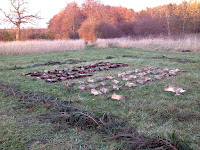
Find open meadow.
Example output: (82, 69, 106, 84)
(0, 40, 200, 149)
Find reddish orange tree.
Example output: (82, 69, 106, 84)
(49, 2, 85, 39)
(78, 21, 98, 42)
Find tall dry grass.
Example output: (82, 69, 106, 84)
(94, 35, 200, 53)
(0, 39, 85, 55)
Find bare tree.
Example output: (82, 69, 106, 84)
(0, 0, 41, 40)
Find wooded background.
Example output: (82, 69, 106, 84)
(1, 0, 200, 41)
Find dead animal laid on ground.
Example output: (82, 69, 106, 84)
(113, 85, 122, 90)
(163, 68, 169, 72)
(100, 82, 111, 86)
(124, 82, 137, 87)
(118, 72, 125, 77)
(106, 75, 115, 79)
(128, 75, 137, 80)
(110, 94, 128, 101)
(153, 75, 163, 80)
(78, 85, 87, 90)
(144, 77, 152, 82)
(91, 89, 102, 95)
(78, 81, 85, 85)
(87, 84, 99, 89)
(88, 78, 95, 83)
(134, 69, 140, 73)
(137, 72, 147, 78)
(168, 70, 177, 76)
(59, 77, 67, 81)
(65, 82, 76, 87)
(136, 80, 146, 84)
(96, 77, 105, 82)
(112, 80, 120, 84)
(100, 88, 112, 94)
(168, 69, 182, 76)
(122, 77, 129, 81)
(36, 77, 41, 80)
(125, 71, 133, 75)
(163, 85, 186, 96)
(46, 79, 58, 83)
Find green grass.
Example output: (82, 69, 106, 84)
(0, 46, 200, 149)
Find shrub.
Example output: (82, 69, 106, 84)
(95, 22, 123, 39)
(3, 31, 15, 41)
(28, 33, 53, 40)
(79, 21, 124, 42)
(69, 32, 79, 39)
(0, 33, 5, 41)
(116, 22, 135, 36)
(135, 18, 166, 36)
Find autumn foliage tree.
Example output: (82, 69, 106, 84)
(49, 0, 135, 40)
(2, 0, 199, 41)
(78, 21, 97, 42)
(48, 2, 85, 39)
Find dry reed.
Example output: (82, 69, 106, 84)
(0, 39, 85, 55)
(94, 35, 200, 53)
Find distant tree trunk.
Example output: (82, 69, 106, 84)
(16, 23, 20, 41)
(182, 20, 186, 34)
(193, 23, 197, 33)
(165, 14, 171, 36)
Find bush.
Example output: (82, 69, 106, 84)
(116, 22, 135, 36)
(28, 33, 53, 40)
(79, 21, 124, 42)
(69, 32, 79, 39)
(3, 31, 15, 41)
(134, 18, 166, 36)
(95, 22, 123, 39)
(0, 33, 5, 41)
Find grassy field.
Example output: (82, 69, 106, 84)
(0, 46, 200, 149)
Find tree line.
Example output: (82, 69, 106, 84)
(48, 0, 200, 42)
(1, 0, 200, 41)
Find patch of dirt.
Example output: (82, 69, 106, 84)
(182, 50, 191, 53)
(146, 56, 196, 63)
(123, 55, 138, 58)
(105, 56, 115, 59)
(167, 58, 196, 63)
(66, 59, 87, 64)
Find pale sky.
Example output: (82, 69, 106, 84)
(0, 0, 185, 29)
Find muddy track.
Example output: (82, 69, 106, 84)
(0, 83, 190, 149)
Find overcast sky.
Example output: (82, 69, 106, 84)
(0, 0, 185, 29)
